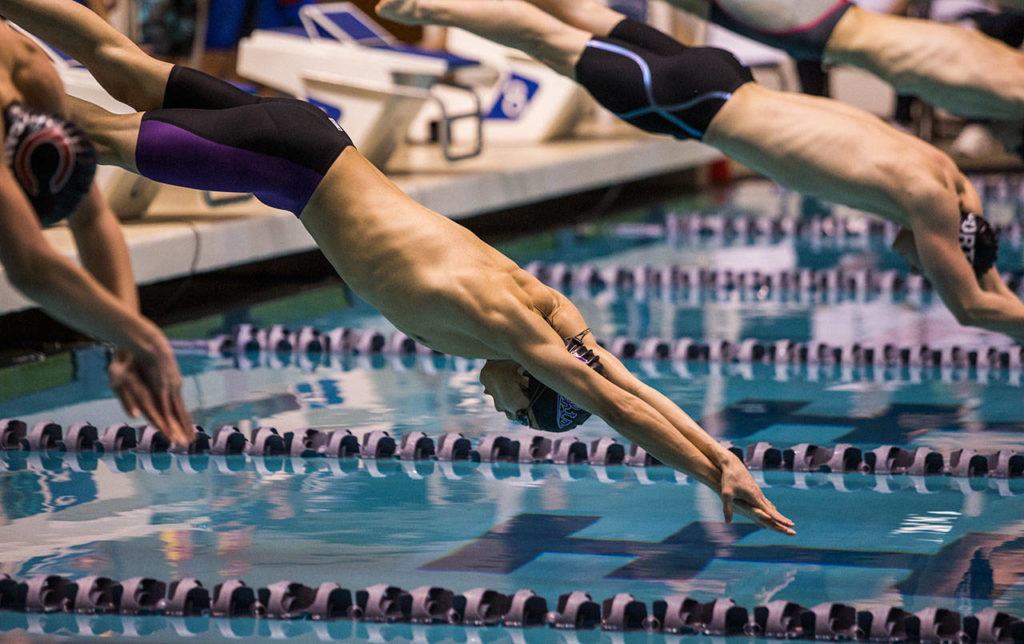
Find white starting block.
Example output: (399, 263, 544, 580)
(238, 2, 482, 164)
(16, 24, 163, 220)
(418, 27, 592, 145)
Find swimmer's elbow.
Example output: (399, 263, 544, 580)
(953, 298, 1001, 328)
(944, 293, 978, 326)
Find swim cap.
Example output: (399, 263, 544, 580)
(959, 211, 998, 278)
(516, 332, 603, 432)
(4, 103, 96, 227)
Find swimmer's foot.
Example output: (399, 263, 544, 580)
(376, 0, 430, 24)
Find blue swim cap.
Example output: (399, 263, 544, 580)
(4, 103, 96, 227)
(516, 331, 602, 432)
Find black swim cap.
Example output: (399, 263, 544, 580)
(4, 103, 96, 227)
(516, 331, 602, 432)
(959, 211, 998, 278)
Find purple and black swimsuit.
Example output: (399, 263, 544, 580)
(135, 66, 353, 216)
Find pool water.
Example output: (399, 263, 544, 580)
(0, 178, 1022, 641)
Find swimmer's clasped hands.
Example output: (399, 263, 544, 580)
(718, 454, 796, 535)
(108, 347, 195, 449)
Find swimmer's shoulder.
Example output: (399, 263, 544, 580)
(0, 23, 65, 114)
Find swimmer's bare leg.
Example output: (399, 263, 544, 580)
(826, 6, 1024, 121)
(514, 0, 624, 37)
(0, 0, 173, 111)
(66, 96, 144, 172)
(377, 0, 590, 77)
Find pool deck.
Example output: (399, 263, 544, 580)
(0, 125, 719, 315)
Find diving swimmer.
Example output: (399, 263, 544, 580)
(1, 0, 795, 534)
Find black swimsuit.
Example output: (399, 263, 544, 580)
(574, 19, 754, 141)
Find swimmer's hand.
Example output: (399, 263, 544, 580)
(719, 455, 796, 535)
(108, 348, 195, 448)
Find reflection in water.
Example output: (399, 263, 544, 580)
(1, 179, 1023, 640)
(0, 612, 635, 642)
(1, 455, 1023, 614)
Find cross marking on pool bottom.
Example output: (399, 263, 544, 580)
(421, 514, 1024, 599)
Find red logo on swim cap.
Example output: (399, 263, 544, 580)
(13, 126, 73, 197)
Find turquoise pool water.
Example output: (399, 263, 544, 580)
(0, 179, 1022, 641)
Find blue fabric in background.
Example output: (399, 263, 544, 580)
(608, 0, 648, 22)
(206, 0, 314, 49)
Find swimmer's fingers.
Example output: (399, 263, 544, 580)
(114, 364, 162, 426)
(160, 387, 195, 447)
(129, 374, 173, 438)
(170, 391, 195, 445)
(718, 456, 760, 524)
(760, 498, 795, 528)
(750, 511, 794, 535)
(120, 356, 185, 444)
(112, 379, 140, 419)
(740, 487, 794, 529)
(719, 486, 734, 523)
(727, 471, 795, 529)
(736, 500, 796, 535)
(108, 351, 141, 417)
(134, 349, 193, 448)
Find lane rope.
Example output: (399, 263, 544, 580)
(2, 420, 1020, 481)
(0, 573, 1017, 640)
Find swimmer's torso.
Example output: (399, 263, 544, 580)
(706, 83, 980, 228)
(710, 0, 850, 35)
(672, 0, 853, 60)
(302, 149, 560, 359)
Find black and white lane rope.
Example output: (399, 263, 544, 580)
(170, 323, 1024, 371)
(523, 261, 1023, 293)
(609, 211, 1024, 249)
(2, 420, 1021, 481)
(0, 573, 1019, 641)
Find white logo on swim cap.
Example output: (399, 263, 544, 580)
(959, 212, 979, 264)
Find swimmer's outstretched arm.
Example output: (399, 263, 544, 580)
(0, 0, 172, 112)
(487, 303, 795, 534)
(912, 215, 1024, 342)
(68, 184, 196, 443)
(0, 13, 194, 444)
(0, 163, 194, 446)
(6, 21, 194, 437)
(544, 292, 792, 529)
